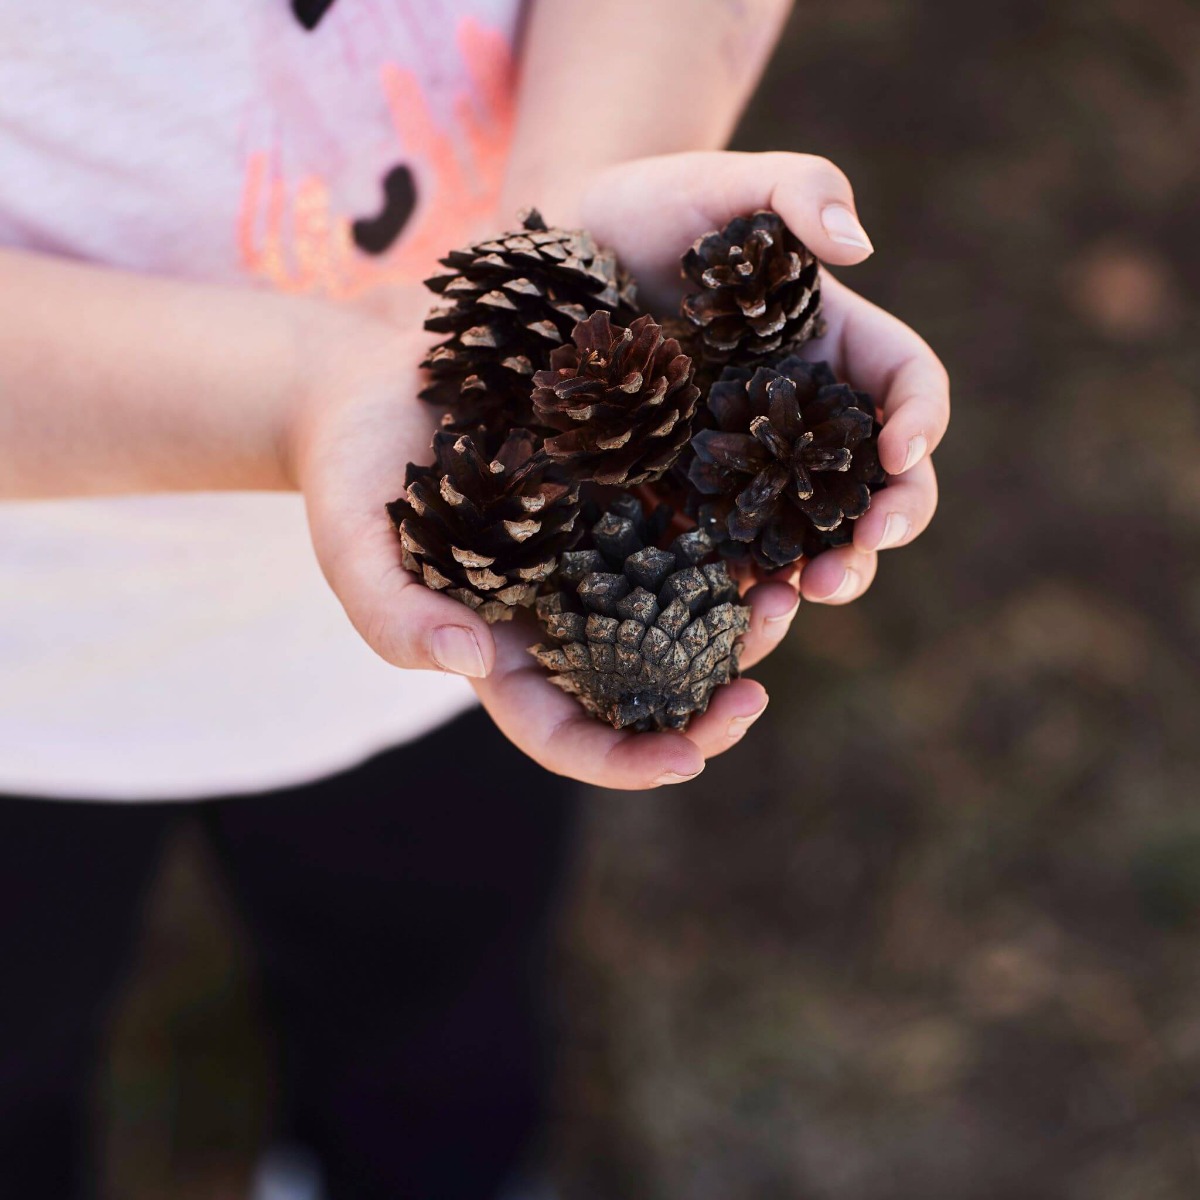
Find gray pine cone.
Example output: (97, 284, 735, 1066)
(530, 497, 751, 731)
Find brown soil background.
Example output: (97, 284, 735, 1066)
(102, 2, 1200, 1196)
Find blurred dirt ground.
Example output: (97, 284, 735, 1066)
(103, 1, 1200, 1197)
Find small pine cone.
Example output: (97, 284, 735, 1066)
(688, 357, 886, 569)
(421, 210, 638, 430)
(388, 427, 581, 624)
(530, 496, 751, 732)
(532, 311, 701, 487)
(681, 210, 823, 366)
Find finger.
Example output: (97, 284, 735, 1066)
(687, 150, 875, 267)
(799, 546, 879, 605)
(683, 679, 770, 758)
(738, 580, 801, 670)
(316, 517, 495, 678)
(736, 150, 875, 265)
(853, 456, 939, 553)
(875, 354, 952, 478)
(474, 621, 706, 790)
(751, 562, 803, 590)
(582, 151, 875, 280)
(819, 274, 951, 475)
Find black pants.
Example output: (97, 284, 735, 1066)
(0, 708, 577, 1200)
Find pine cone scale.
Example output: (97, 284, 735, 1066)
(692, 429, 768, 474)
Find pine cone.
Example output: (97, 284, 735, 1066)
(681, 210, 823, 366)
(532, 311, 701, 487)
(530, 496, 751, 731)
(421, 210, 638, 430)
(388, 427, 581, 624)
(688, 357, 886, 569)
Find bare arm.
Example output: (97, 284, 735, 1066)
(0, 248, 308, 498)
(500, 0, 794, 223)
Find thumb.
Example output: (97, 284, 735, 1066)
(313, 514, 496, 679)
(702, 150, 875, 267)
(589, 149, 875, 269)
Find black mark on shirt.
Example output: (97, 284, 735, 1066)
(292, 0, 338, 31)
(352, 165, 418, 255)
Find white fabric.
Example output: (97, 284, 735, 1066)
(0, 0, 523, 799)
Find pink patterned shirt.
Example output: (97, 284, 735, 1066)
(0, 0, 524, 799)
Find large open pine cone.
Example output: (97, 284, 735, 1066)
(532, 311, 700, 487)
(388, 428, 580, 624)
(688, 357, 885, 569)
(681, 210, 823, 366)
(421, 210, 638, 430)
(530, 496, 750, 731)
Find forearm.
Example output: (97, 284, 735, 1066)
(500, 0, 793, 224)
(0, 249, 315, 499)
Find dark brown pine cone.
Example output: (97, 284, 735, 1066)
(530, 496, 750, 731)
(688, 357, 886, 568)
(531, 311, 700, 487)
(387, 427, 580, 624)
(420, 210, 638, 431)
(681, 210, 823, 366)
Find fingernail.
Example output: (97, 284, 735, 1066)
(727, 701, 769, 740)
(820, 203, 874, 253)
(430, 625, 487, 677)
(876, 512, 911, 551)
(813, 567, 859, 603)
(902, 434, 928, 473)
(765, 597, 801, 629)
(654, 765, 705, 786)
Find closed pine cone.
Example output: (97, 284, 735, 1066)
(421, 210, 638, 431)
(688, 357, 886, 568)
(388, 427, 580, 624)
(532, 311, 700, 487)
(530, 496, 750, 731)
(681, 210, 823, 366)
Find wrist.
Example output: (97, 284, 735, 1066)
(496, 162, 613, 230)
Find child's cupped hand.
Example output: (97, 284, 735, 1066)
(289, 320, 771, 790)
(292, 150, 948, 790)
(579, 151, 949, 606)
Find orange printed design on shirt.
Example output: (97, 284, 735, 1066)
(238, 16, 514, 300)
